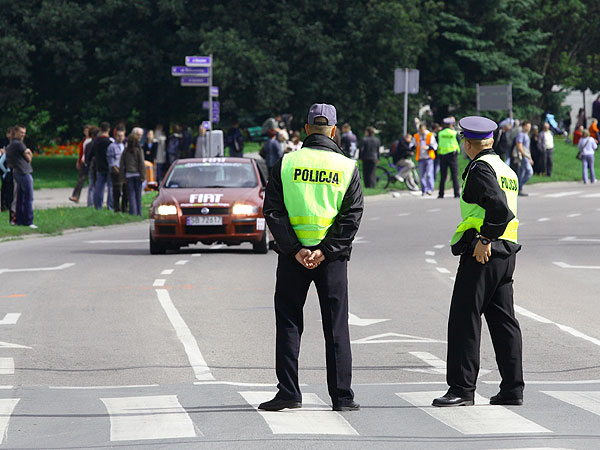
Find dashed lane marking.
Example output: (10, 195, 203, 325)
(0, 295, 26, 299)
(425, 259, 437, 264)
(239, 391, 359, 435)
(101, 395, 197, 441)
(567, 213, 582, 218)
(367, 216, 380, 221)
(396, 212, 412, 217)
(433, 244, 445, 249)
(436, 267, 451, 274)
(396, 391, 550, 434)
(84, 239, 148, 244)
(560, 236, 600, 243)
(427, 208, 441, 212)
(425, 251, 435, 256)
(155, 289, 214, 381)
(581, 193, 600, 198)
(544, 191, 583, 198)
(153, 279, 166, 287)
(175, 260, 188, 265)
(161, 269, 174, 275)
(0, 314, 20, 325)
(537, 217, 551, 222)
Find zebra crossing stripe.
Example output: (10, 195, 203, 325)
(239, 391, 359, 435)
(543, 391, 600, 417)
(0, 358, 14, 375)
(396, 391, 550, 435)
(101, 395, 197, 441)
(0, 399, 19, 444)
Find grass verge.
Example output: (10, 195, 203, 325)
(0, 193, 157, 239)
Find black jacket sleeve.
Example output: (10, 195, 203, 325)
(317, 166, 364, 260)
(263, 158, 303, 257)
(461, 161, 514, 239)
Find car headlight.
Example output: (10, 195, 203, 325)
(232, 203, 258, 215)
(156, 204, 178, 215)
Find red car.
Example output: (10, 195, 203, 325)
(149, 157, 270, 254)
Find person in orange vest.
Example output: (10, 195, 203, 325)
(413, 123, 437, 196)
(589, 118, 599, 141)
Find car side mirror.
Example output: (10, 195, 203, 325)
(148, 181, 159, 191)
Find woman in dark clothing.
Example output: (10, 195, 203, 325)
(530, 125, 544, 175)
(119, 133, 146, 216)
(143, 129, 158, 162)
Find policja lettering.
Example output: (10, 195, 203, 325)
(500, 176, 518, 192)
(293, 167, 341, 186)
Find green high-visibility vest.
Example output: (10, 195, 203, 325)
(281, 147, 356, 246)
(437, 128, 460, 155)
(450, 153, 519, 245)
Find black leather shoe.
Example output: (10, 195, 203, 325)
(489, 393, 523, 405)
(258, 397, 302, 411)
(333, 401, 360, 411)
(432, 392, 474, 407)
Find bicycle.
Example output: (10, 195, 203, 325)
(376, 153, 420, 191)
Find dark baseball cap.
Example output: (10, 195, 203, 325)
(307, 103, 337, 126)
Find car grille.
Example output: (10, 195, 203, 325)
(157, 225, 176, 235)
(235, 224, 255, 234)
(181, 207, 230, 215)
(184, 225, 226, 235)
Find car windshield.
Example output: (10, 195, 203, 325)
(164, 162, 258, 188)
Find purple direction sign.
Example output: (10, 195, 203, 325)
(171, 66, 209, 77)
(180, 77, 209, 87)
(211, 102, 220, 123)
(210, 86, 219, 97)
(202, 101, 219, 110)
(185, 56, 211, 67)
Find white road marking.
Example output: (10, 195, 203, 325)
(175, 260, 188, 265)
(449, 276, 456, 282)
(49, 384, 159, 390)
(239, 391, 358, 435)
(353, 236, 369, 244)
(543, 391, 600, 417)
(347, 313, 390, 327)
(427, 208, 441, 212)
(161, 269, 174, 275)
(155, 289, 214, 381)
(537, 217, 551, 222)
(425, 251, 435, 256)
(352, 332, 446, 345)
(553, 261, 600, 270)
(545, 191, 582, 198)
(515, 304, 600, 347)
(0, 399, 19, 444)
(425, 259, 437, 264)
(406, 352, 490, 376)
(396, 391, 550, 434)
(0, 358, 14, 375)
(396, 212, 412, 217)
(0, 314, 20, 325)
(191, 254, 202, 257)
(153, 279, 166, 287)
(0, 341, 30, 349)
(195, 381, 295, 387)
(101, 395, 197, 441)
(436, 267, 451, 274)
(560, 236, 600, 243)
(486, 448, 572, 450)
(567, 213, 582, 218)
(367, 216, 380, 221)
(210, 244, 225, 250)
(0, 262, 75, 275)
(581, 193, 600, 198)
(483, 380, 600, 385)
(434, 244, 445, 249)
(84, 239, 148, 244)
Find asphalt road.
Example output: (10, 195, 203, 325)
(1, 181, 599, 449)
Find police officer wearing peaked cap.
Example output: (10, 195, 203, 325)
(433, 116, 525, 407)
(260, 103, 364, 412)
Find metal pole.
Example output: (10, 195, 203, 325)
(208, 53, 213, 154)
(403, 68, 408, 136)
(476, 83, 480, 114)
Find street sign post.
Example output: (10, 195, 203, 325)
(171, 66, 210, 76)
(185, 56, 211, 67)
(180, 77, 209, 87)
(394, 68, 420, 136)
(476, 83, 513, 118)
(210, 86, 219, 97)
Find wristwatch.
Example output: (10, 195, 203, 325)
(476, 234, 491, 245)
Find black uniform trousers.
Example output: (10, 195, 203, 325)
(438, 152, 460, 198)
(446, 252, 524, 400)
(274, 254, 354, 405)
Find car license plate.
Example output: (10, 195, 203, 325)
(186, 216, 223, 226)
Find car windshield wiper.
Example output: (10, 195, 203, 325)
(201, 185, 227, 188)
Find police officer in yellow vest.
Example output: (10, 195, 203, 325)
(437, 117, 461, 198)
(261, 103, 363, 412)
(433, 116, 524, 407)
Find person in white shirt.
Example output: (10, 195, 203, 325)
(539, 122, 555, 177)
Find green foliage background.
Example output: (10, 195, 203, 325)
(1, 0, 599, 146)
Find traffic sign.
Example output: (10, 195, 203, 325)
(202, 121, 212, 130)
(211, 102, 220, 123)
(186, 56, 211, 67)
(202, 101, 219, 110)
(394, 68, 419, 94)
(476, 83, 512, 112)
(171, 66, 209, 76)
(180, 77, 209, 87)
(210, 86, 219, 97)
